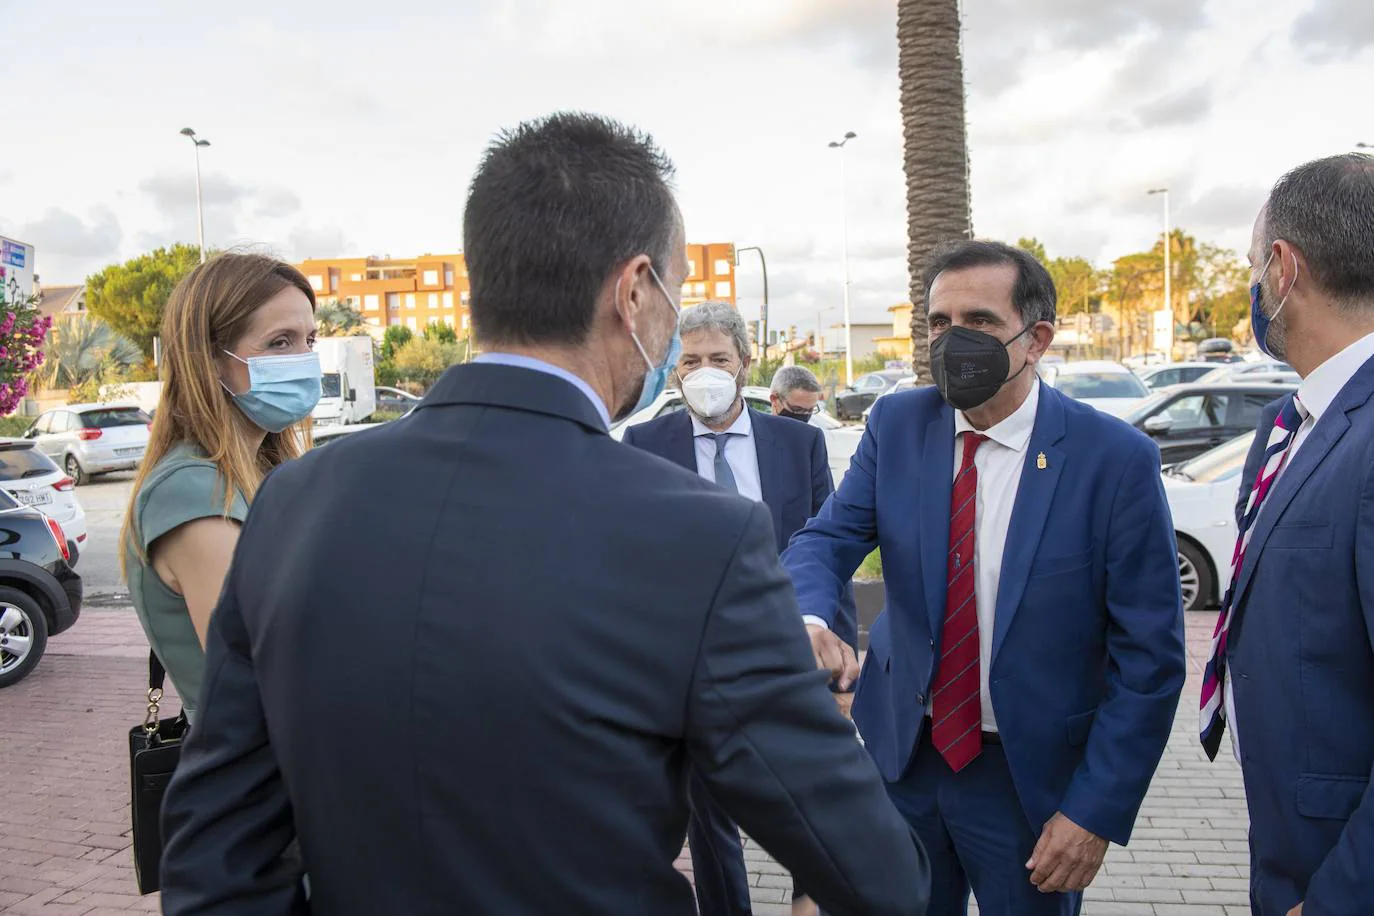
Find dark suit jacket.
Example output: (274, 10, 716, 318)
(158, 363, 930, 916)
(783, 384, 1186, 846)
(622, 408, 859, 649)
(1228, 361, 1374, 915)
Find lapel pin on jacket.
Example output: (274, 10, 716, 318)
(1037, 451, 1048, 470)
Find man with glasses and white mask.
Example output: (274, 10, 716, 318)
(624, 302, 858, 916)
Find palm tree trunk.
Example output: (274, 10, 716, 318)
(897, 0, 973, 382)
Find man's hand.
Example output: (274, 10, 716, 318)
(1026, 812, 1109, 893)
(807, 624, 860, 690)
(1286, 904, 1303, 916)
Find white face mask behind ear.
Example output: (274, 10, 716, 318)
(682, 366, 741, 420)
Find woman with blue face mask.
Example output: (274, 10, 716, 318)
(120, 253, 320, 723)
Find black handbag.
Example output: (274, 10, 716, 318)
(128, 651, 188, 895)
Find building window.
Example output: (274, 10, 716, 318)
(330, 274, 339, 292)
(366, 317, 380, 326)
(428, 293, 439, 308)
(344, 296, 360, 309)
(386, 292, 399, 312)
(443, 314, 455, 327)
(389, 315, 402, 326)
(715, 281, 732, 298)
(442, 292, 454, 309)
(461, 314, 471, 330)
(714, 259, 731, 276)
(445, 269, 454, 287)
(694, 282, 707, 296)
(364, 294, 380, 312)
(308, 275, 323, 292)
(423, 269, 439, 286)
(460, 291, 470, 304)
(407, 317, 418, 331)
(351, 273, 363, 282)
(687, 260, 697, 277)
(405, 293, 416, 309)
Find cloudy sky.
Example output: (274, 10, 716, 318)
(2, 0, 1370, 332)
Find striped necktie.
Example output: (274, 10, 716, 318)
(1200, 394, 1308, 760)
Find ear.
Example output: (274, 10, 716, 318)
(1273, 241, 1303, 297)
(1025, 321, 1056, 365)
(611, 254, 655, 334)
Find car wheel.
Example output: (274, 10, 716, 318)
(1177, 538, 1215, 612)
(65, 455, 85, 487)
(0, 587, 49, 688)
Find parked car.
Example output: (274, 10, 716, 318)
(861, 377, 921, 423)
(24, 403, 152, 486)
(1196, 361, 1299, 386)
(1162, 431, 1255, 611)
(1122, 351, 1168, 370)
(376, 386, 421, 414)
(0, 487, 83, 687)
(610, 386, 861, 489)
(1197, 338, 1244, 362)
(1038, 360, 1149, 414)
(0, 439, 87, 561)
(1135, 362, 1218, 391)
(1118, 382, 1296, 465)
(834, 370, 913, 420)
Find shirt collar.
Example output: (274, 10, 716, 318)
(692, 402, 754, 438)
(471, 353, 611, 430)
(954, 378, 1039, 453)
(1296, 330, 1374, 423)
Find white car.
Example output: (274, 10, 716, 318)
(1162, 431, 1255, 611)
(1135, 362, 1218, 391)
(1196, 361, 1300, 386)
(0, 438, 88, 561)
(610, 386, 862, 489)
(1039, 360, 1150, 415)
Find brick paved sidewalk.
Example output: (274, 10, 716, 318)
(1, 610, 1249, 915)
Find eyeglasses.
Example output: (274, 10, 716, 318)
(780, 401, 821, 416)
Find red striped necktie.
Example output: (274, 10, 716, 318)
(931, 431, 988, 772)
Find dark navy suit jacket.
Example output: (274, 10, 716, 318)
(1228, 359, 1374, 915)
(783, 384, 1186, 846)
(158, 363, 929, 916)
(622, 407, 859, 650)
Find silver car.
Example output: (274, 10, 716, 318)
(24, 403, 152, 486)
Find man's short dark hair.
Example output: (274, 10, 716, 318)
(1265, 153, 1374, 308)
(463, 112, 678, 347)
(921, 239, 1057, 326)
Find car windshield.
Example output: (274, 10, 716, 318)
(321, 373, 342, 398)
(1051, 373, 1148, 400)
(1170, 432, 1255, 483)
(0, 444, 59, 480)
(1119, 392, 1174, 425)
(79, 407, 151, 428)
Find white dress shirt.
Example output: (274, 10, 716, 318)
(1225, 330, 1374, 759)
(951, 380, 1040, 733)
(691, 405, 764, 503)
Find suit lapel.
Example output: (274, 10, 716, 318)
(991, 388, 1067, 668)
(920, 409, 957, 641)
(751, 413, 786, 543)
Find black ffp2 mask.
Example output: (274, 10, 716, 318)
(929, 325, 1031, 411)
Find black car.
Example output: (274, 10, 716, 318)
(0, 487, 83, 687)
(1119, 382, 1298, 465)
(835, 370, 913, 420)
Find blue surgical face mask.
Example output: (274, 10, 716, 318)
(624, 266, 681, 418)
(1250, 252, 1296, 361)
(222, 350, 323, 433)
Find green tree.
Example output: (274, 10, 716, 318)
(30, 315, 143, 403)
(391, 336, 467, 389)
(85, 244, 202, 357)
(316, 299, 365, 337)
(422, 321, 458, 345)
(381, 325, 413, 362)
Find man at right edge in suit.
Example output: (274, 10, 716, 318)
(783, 239, 1186, 916)
(1202, 153, 1374, 916)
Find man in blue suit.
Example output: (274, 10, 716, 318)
(157, 113, 930, 916)
(623, 305, 857, 916)
(1204, 153, 1374, 916)
(784, 240, 1186, 916)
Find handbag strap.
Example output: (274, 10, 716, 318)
(149, 651, 166, 691)
(144, 651, 166, 734)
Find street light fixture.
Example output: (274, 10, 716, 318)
(1147, 188, 1171, 358)
(180, 127, 211, 263)
(828, 131, 857, 386)
(734, 246, 769, 362)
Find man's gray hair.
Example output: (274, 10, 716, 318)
(771, 365, 823, 398)
(1265, 153, 1374, 310)
(679, 300, 750, 362)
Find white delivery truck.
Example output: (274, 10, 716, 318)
(313, 336, 377, 426)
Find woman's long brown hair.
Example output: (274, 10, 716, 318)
(119, 253, 316, 575)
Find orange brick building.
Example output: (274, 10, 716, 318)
(297, 243, 737, 339)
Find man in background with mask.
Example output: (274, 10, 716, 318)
(783, 239, 1185, 916)
(158, 114, 929, 916)
(771, 365, 827, 421)
(1201, 154, 1374, 916)
(623, 302, 857, 916)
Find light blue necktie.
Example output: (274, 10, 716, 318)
(706, 432, 738, 494)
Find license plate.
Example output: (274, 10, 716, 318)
(13, 490, 51, 506)
(115, 447, 144, 458)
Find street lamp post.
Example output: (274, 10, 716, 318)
(735, 246, 769, 363)
(829, 131, 857, 386)
(180, 127, 211, 263)
(1148, 187, 1171, 357)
